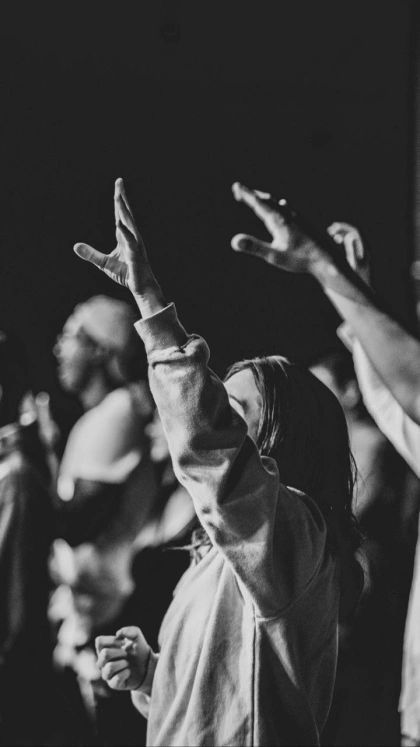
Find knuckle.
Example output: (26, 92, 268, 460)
(102, 662, 113, 680)
(109, 673, 126, 690)
(97, 651, 108, 668)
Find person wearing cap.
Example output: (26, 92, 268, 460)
(49, 295, 158, 724)
(54, 295, 145, 407)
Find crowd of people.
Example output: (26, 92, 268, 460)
(1, 177, 420, 746)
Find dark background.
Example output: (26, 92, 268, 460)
(0, 2, 416, 412)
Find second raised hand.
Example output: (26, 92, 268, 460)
(74, 178, 166, 317)
(231, 181, 324, 274)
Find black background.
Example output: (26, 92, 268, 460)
(0, 1, 415, 409)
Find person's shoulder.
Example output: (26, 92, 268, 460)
(72, 388, 140, 439)
(62, 388, 149, 475)
(98, 384, 152, 424)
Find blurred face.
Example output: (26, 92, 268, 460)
(224, 368, 263, 443)
(54, 314, 98, 393)
(145, 369, 263, 463)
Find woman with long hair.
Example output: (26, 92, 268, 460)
(76, 178, 363, 746)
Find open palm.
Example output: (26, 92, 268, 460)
(231, 182, 320, 273)
(74, 178, 151, 295)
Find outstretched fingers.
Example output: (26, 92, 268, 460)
(231, 233, 276, 263)
(117, 222, 140, 264)
(232, 182, 283, 235)
(74, 243, 127, 286)
(115, 178, 140, 240)
(116, 195, 138, 240)
(74, 243, 108, 269)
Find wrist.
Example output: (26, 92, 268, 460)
(131, 273, 167, 318)
(307, 250, 339, 285)
(133, 649, 159, 697)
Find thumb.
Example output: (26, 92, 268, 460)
(116, 626, 143, 642)
(74, 242, 107, 270)
(231, 233, 274, 262)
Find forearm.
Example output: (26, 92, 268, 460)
(309, 252, 420, 424)
(352, 340, 420, 477)
(131, 269, 167, 319)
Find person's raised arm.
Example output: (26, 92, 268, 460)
(75, 178, 167, 320)
(74, 179, 327, 617)
(231, 182, 420, 424)
(332, 223, 420, 477)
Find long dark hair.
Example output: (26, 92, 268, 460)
(225, 356, 362, 560)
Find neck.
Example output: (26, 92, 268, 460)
(80, 374, 113, 410)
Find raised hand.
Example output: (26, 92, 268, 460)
(95, 626, 151, 691)
(231, 182, 322, 273)
(74, 178, 158, 297)
(327, 222, 371, 285)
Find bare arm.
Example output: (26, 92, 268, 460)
(351, 339, 420, 477)
(334, 225, 420, 476)
(315, 271, 420, 425)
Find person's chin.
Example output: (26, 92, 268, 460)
(57, 368, 76, 393)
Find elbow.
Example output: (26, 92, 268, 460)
(171, 415, 249, 476)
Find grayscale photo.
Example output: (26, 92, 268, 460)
(0, 3, 418, 745)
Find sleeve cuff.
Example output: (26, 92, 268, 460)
(134, 303, 189, 357)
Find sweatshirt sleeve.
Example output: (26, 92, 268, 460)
(353, 339, 420, 478)
(135, 304, 328, 617)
